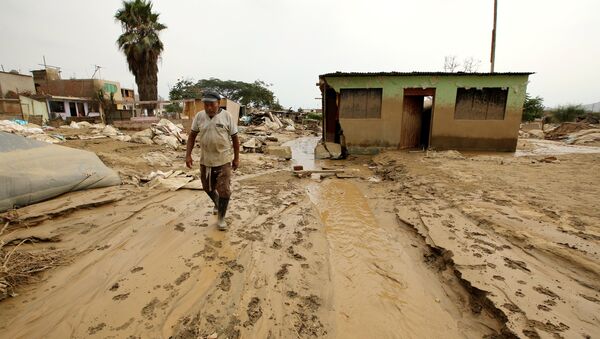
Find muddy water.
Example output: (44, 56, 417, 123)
(306, 180, 491, 338)
(283, 136, 320, 170)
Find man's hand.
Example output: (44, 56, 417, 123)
(232, 158, 239, 171)
(186, 155, 193, 169)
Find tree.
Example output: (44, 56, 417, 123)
(169, 77, 283, 110)
(522, 94, 545, 122)
(443, 56, 460, 72)
(461, 57, 481, 72)
(115, 0, 166, 110)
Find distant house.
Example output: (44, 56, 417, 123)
(32, 68, 134, 120)
(318, 71, 533, 152)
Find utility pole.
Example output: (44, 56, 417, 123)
(490, 0, 498, 72)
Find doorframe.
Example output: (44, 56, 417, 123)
(402, 88, 436, 149)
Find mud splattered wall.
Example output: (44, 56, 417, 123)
(320, 73, 530, 152)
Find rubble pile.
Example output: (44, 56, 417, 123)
(130, 119, 187, 149)
(0, 120, 62, 144)
(544, 122, 595, 140)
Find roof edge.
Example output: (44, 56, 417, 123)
(319, 71, 534, 78)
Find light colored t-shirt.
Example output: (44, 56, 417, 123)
(191, 109, 238, 167)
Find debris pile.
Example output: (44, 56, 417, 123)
(544, 122, 595, 140)
(139, 170, 200, 191)
(130, 119, 186, 149)
(0, 120, 62, 144)
(241, 112, 297, 132)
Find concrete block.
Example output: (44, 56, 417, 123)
(325, 142, 342, 159)
(265, 146, 292, 160)
(314, 143, 331, 159)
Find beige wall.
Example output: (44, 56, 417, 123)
(0, 72, 36, 97)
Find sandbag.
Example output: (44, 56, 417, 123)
(0, 132, 121, 211)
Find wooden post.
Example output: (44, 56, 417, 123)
(490, 0, 498, 72)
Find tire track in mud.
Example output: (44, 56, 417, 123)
(306, 179, 505, 338)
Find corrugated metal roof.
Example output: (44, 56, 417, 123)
(319, 71, 534, 78)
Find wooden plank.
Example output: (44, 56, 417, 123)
(400, 96, 422, 149)
(404, 88, 436, 96)
(486, 88, 508, 120)
(366, 89, 382, 118)
(351, 89, 367, 119)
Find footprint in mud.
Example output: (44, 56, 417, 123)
(271, 239, 282, 249)
(218, 270, 233, 291)
(141, 298, 160, 319)
(502, 303, 523, 314)
(113, 318, 135, 331)
(493, 275, 505, 281)
(537, 304, 551, 311)
(503, 257, 531, 272)
(287, 246, 306, 261)
(243, 297, 263, 327)
(225, 260, 244, 273)
(96, 244, 110, 251)
(131, 266, 144, 273)
(291, 231, 304, 245)
(113, 293, 130, 301)
(276, 264, 292, 280)
(533, 285, 560, 300)
(175, 272, 190, 286)
(293, 295, 326, 337)
(88, 322, 106, 335)
(174, 223, 185, 232)
(109, 282, 120, 291)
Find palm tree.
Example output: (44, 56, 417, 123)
(115, 0, 166, 111)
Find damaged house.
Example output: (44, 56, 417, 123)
(318, 72, 532, 152)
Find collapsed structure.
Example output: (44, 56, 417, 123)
(318, 72, 533, 152)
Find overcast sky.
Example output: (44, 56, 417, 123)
(1, 0, 598, 108)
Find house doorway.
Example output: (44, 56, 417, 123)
(69, 102, 77, 117)
(399, 88, 435, 149)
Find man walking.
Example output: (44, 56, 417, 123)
(185, 91, 240, 230)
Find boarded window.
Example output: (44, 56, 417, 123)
(454, 88, 508, 120)
(339, 88, 382, 119)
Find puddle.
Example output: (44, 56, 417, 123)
(515, 139, 600, 157)
(282, 136, 320, 170)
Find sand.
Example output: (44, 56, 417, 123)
(0, 135, 599, 338)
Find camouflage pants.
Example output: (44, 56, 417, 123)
(200, 163, 232, 198)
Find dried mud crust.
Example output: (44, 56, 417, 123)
(371, 151, 600, 339)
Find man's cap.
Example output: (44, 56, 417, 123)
(201, 91, 222, 102)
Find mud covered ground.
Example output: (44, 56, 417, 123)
(0, 135, 599, 339)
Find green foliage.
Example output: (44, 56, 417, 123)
(306, 112, 322, 121)
(115, 0, 166, 103)
(164, 102, 182, 113)
(169, 77, 283, 109)
(552, 104, 586, 123)
(522, 94, 545, 122)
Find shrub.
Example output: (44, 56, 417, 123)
(552, 104, 586, 123)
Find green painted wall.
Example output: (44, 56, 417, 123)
(321, 74, 530, 151)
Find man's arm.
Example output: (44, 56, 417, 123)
(232, 134, 240, 171)
(186, 130, 198, 169)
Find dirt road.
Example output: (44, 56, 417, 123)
(1, 136, 599, 338)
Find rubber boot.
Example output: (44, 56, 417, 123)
(206, 191, 219, 215)
(217, 197, 230, 231)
